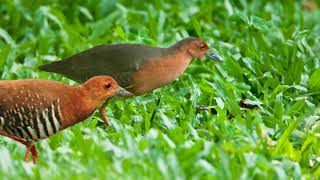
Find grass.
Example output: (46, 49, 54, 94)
(1, 0, 320, 179)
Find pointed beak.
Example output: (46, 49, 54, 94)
(206, 49, 223, 62)
(116, 87, 133, 97)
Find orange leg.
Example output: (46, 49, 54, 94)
(99, 99, 110, 126)
(25, 143, 38, 163)
(0, 132, 38, 164)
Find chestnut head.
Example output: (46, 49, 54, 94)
(177, 37, 222, 61)
(81, 76, 132, 101)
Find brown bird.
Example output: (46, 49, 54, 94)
(39, 37, 222, 124)
(0, 76, 131, 163)
(39, 37, 222, 95)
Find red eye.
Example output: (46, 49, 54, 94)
(200, 44, 205, 49)
(105, 82, 112, 89)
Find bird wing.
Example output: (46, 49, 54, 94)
(0, 81, 64, 141)
(39, 44, 166, 89)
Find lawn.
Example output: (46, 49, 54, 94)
(1, 0, 320, 179)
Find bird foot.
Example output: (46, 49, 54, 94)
(0, 132, 38, 164)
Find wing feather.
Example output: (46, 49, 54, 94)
(39, 44, 167, 88)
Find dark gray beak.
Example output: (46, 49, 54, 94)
(206, 49, 223, 62)
(116, 87, 133, 97)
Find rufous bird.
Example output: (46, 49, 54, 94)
(39, 37, 222, 123)
(0, 76, 131, 163)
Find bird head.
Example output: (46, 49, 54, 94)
(81, 76, 132, 102)
(178, 37, 222, 62)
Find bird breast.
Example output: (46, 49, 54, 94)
(131, 53, 191, 95)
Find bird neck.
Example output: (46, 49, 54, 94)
(167, 43, 192, 62)
(60, 88, 103, 129)
(78, 88, 104, 118)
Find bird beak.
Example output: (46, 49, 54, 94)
(206, 49, 223, 62)
(116, 87, 133, 97)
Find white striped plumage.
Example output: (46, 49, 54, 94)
(0, 99, 62, 142)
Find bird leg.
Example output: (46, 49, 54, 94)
(25, 143, 38, 164)
(0, 132, 38, 164)
(99, 99, 110, 126)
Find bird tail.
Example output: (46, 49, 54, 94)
(38, 60, 71, 75)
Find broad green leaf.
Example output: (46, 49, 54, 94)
(308, 68, 320, 92)
(0, 28, 14, 46)
(273, 119, 299, 156)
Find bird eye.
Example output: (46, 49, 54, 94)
(105, 82, 112, 89)
(200, 44, 205, 49)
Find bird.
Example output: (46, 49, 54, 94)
(39, 37, 222, 95)
(0, 76, 131, 163)
(39, 37, 222, 124)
